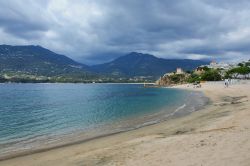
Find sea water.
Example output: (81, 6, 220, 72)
(0, 83, 208, 158)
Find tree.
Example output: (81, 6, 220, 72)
(200, 69, 222, 81)
(187, 73, 201, 83)
(238, 63, 244, 67)
(169, 74, 186, 84)
(227, 66, 250, 79)
(245, 62, 250, 67)
(201, 66, 209, 71)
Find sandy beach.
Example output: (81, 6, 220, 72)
(0, 82, 250, 166)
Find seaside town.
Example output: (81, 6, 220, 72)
(156, 60, 250, 86)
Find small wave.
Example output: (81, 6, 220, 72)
(135, 120, 159, 129)
(164, 104, 187, 118)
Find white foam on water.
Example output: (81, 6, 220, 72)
(163, 103, 187, 118)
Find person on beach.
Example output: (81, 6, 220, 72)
(224, 79, 229, 88)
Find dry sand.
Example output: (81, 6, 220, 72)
(0, 82, 250, 166)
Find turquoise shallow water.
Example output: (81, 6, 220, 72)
(0, 83, 207, 158)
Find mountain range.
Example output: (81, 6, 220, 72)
(0, 45, 208, 82)
(92, 52, 207, 77)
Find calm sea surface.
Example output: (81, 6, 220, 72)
(0, 83, 207, 158)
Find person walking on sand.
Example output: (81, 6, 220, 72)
(224, 79, 229, 88)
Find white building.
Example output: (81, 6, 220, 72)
(202, 61, 232, 70)
(163, 68, 184, 77)
(176, 68, 184, 74)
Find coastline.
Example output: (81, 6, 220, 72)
(0, 87, 207, 161)
(1, 82, 250, 165)
(0, 82, 155, 84)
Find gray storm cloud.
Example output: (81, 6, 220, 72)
(0, 0, 250, 64)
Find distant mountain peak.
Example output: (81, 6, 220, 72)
(0, 45, 209, 81)
(0, 44, 92, 77)
(128, 52, 146, 56)
(126, 52, 155, 57)
(92, 52, 208, 78)
(113, 52, 157, 63)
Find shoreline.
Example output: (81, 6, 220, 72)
(1, 83, 250, 165)
(0, 82, 155, 85)
(0, 88, 208, 161)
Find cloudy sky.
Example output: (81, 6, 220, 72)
(0, 0, 250, 64)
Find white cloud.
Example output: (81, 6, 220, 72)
(0, 0, 250, 64)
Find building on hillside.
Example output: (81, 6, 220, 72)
(176, 68, 184, 74)
(206, 61, 231, 70)
(156, 68, 189, 86)
(195, 61, 237, 77)
(196, 61, 233, 72)
(163, 68, 185, 77)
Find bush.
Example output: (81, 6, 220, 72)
(187, 73, 201, 83)
(169, 74, 186, 84)
(201, 69, 222, 81)
(227, 66, 250, 79)
(238, 63, 244, 67)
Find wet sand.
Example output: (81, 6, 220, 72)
(0, 82, 250, 166)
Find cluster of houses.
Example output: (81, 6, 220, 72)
(156, 61, 242, 86)
(163, 61, 236, 77)
(194, 61, 236, 75)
